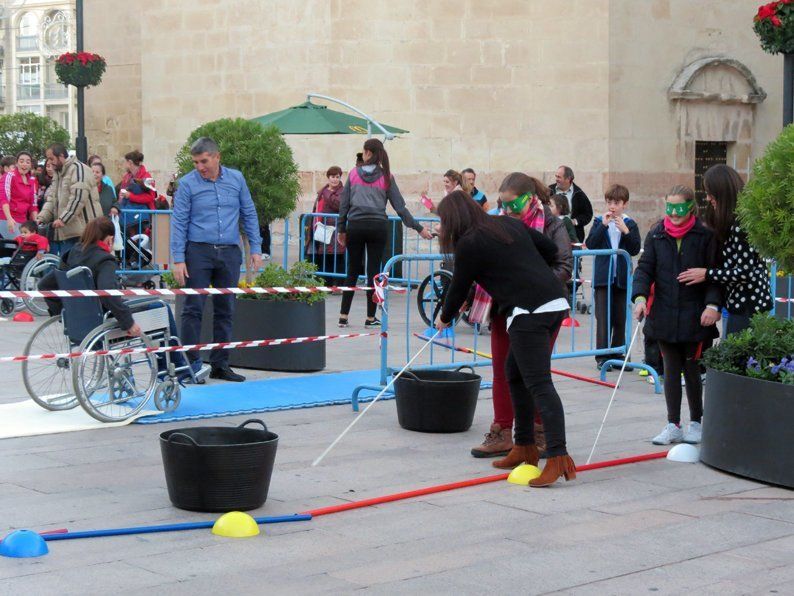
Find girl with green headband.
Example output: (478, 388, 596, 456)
(632, 185, 722, 446)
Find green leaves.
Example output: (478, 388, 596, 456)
(242, 261, 327, 305)
(175, 118, 301, 225)
(0, 112, 70, 160)
(738, 124, 794, 272)
(703, 314, 794, 385)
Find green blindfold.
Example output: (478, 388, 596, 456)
(502, 193, 531, 214)
(665, 200, 694, 217)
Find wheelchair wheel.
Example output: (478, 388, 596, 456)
(21, 255, 60, 317)
(416, 269, 453, 327)
(21, 315, 80, 410)
(72, 322, 158, 422)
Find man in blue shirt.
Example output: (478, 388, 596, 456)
(171, 137, 263, 382)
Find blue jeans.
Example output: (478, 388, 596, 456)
(180, 242, 242, 368)
(51, 237, 78, 257)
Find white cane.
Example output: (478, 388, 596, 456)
(585, 316, 644, 465)
(312, 329, 443, 467)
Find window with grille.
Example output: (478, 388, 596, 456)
(694, 141, 727, 205)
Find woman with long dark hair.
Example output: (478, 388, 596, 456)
(337, 138, 433, 328)
(678, 164, 772, 334)
(436, 191, 576, 487)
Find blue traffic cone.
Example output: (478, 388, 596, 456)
(0, 530, 49, 558)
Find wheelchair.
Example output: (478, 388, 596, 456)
(416, 261, 481, 332)
(0, 239, 58, 316)
(21, 266, 207, 422)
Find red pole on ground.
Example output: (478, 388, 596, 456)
(304, 451, 668, 518)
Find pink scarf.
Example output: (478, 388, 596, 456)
(520, 196, 545, 231)
(663, 214, 696, 239)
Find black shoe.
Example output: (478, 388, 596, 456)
(364, 317, 381, 328)
(210, 366, 246, 382)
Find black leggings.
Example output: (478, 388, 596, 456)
(504, 311, 568, 457)
(658, 341, 703, 425)
(340, 220, 388, 319)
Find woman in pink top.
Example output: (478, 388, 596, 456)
(1, 151, 38, 239)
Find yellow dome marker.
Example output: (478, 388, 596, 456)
(211, 512, 260, 538)
(507, 464, 541, 485)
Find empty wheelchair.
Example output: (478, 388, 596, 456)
(22, 266, 205, 422)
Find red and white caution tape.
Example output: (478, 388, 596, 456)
(0, 332, 379, 364)
(775, 297, 794, 303)
(0, 285, 409, 300)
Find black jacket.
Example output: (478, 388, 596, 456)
(39, 243, 134, 330)
(440, 216, 564, 323)
(548, 182, 592, 242)
(585, 215, 642, 289)
(632, 219, 721, 344)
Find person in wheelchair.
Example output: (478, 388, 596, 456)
(37, 217, 207, 383)
(0, 221, 51, 314)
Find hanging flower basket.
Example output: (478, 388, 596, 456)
(54, 52, 107, 88)
(753, 1, 794, 54)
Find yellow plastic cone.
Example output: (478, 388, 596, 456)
(507, 464, 541, 485)
(211, 511, 260, 538)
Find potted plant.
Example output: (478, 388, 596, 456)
(54, 52, 107, 88)
(753, 1, 794, 124)
(169, 262, 328, 372)
(700, 125, 794, 488)
(700, 316, 794, 487)
(175, 118, 301, 281)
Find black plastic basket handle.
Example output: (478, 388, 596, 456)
(167, 432, 198, 446)
(455, 365, 475, 374)
(397, 370, 421, 381)
(238, 419, 268, 432)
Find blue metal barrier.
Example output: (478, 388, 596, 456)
(350, 248, 661, 410)
(298, 212, 440, 285)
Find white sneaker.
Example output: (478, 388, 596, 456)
(652, 423, 684, 445)
(683, 421, 702, 444)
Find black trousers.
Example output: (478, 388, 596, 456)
(594, 286, 627, 363)
(726, 312, 752, 336)
(658, 341, 703, 425)
(505, 310, 568, 457)
(340, 220, 388, 319)
(180, 242, 242, 368)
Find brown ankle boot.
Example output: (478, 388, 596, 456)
(471, 424, 513, 458)
(528, 455, 577, 487)
(493, 444, 539, 469)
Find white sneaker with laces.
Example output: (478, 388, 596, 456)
(683, 421, 702, 444)
(652, 423, 684, 445)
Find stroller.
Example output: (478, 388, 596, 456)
(118, 222, 157, 290)
(0, 238, 44, 316)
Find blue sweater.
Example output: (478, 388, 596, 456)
(585, 215, 641, 289)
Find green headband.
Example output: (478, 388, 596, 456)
(503, 193, 531, 214)
(665, 200, 694, 217)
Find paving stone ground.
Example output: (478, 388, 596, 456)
(0, 292, 791, 595)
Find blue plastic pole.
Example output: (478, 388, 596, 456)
(41, 514, 311, 541)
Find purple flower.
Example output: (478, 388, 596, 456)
(747, 357, 761, 371)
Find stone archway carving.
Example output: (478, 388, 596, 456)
(668, 56, 766, 104)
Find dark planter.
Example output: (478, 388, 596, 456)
(175, 296, 326, 372)
(393, 367, 481, 433)
(701, 369, 794, 488)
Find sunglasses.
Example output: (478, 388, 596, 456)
(665, 200, 693, 217)
(502, 193, 531, 214)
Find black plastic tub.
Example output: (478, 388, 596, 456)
(159, 419, 279, 512)
(393, 366, 481, 433)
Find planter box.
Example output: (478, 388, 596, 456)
(701, 368, 794, 488)
(175, 297, 326, 372)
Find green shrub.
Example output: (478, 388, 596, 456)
(0, 112, 70, 159)
(240, 261, 327, 305)
(175, 118, 301, 225)
(738, 124, 794, 272)
(703, 314, 794, 385)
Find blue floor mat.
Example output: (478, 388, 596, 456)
(136, 369, 384, 424)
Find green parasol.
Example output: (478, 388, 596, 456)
(250, 101, 408, 136)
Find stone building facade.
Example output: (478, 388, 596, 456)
(84, 0, 784, 233)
